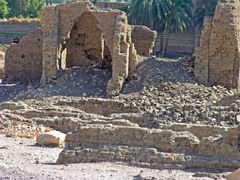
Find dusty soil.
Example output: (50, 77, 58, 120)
(0, 135, 226, 180)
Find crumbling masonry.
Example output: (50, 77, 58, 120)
(4, 1, 157, 96)
(195, 0, 240, 89)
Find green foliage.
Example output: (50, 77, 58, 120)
(155, 57, 176, 62)
(126, 0, 193, 34)
(125, 0, 193, 56)
(6, 0, 45, 18)
(195, 0, 218, 30)
(27, 0, 45, 17)
(0, 0, 9, 18)
(90, 0, 97, 4)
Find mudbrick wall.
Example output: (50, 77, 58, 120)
(40, 2, 138, 96)
(0, 22, 40, 44)
(4, 29, 43, 81)
(195, 0, 240, 89)
(4, 1, 156, 96)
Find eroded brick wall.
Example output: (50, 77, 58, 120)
(194, 0, 240, 89)
(4, 29, 43, 81)
(3, 1, 156, 96)
(40, 2, 139, 96)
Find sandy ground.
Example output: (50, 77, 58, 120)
(0, 135, 227, 180)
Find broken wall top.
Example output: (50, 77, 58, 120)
(40, 1, 129, 56)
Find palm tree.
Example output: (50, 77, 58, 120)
(161, 0, 193, 57)
(195, 0, 217, 30)
(125, 0, 192, 57)
(204, 0, 209, 16)
(127, 0, 169, 32)
(46, 0, 52, 6)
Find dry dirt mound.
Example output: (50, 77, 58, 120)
(0, 57, 239, 177)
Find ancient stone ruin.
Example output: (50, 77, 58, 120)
(195, 0, 240, 89)
(4, 1, 157, 96)
(1, 0, 240, 178)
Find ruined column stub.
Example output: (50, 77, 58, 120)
(195, 0, 240, 89)
(4, 1, 157, 96)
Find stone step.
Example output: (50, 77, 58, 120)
(65, 125, 200, 154)
(54, 98, 141, 116)
(63, 125, 240, 161)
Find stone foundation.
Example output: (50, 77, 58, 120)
(57, 124, 240, 171)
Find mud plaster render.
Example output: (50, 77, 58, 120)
(194, 0, 240, 89)
(4, 1, 156, 96)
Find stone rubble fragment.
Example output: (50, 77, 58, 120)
(36, 130, 66, 147)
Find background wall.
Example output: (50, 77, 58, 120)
(0, 22, 40, 44)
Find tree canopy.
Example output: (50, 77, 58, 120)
(125, 0, 193, 56)
(126, 0, 193, 33)
(2, 0, 45, 18)
(0, 0, 9, 18)
(195, 0, 218, 30)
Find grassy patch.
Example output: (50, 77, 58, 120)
(0, 18, 40, 23)
(155, 57, 177, 62)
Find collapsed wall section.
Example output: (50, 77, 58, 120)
(131, 25, 157, 56)
(4, 29, 43, 81)
(194, 0, 240, 88)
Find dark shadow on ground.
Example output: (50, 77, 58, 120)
(0, 81, 29, 102)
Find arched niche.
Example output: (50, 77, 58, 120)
(63, 12, 112, 69)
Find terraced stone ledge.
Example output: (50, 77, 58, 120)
(57, 125, 240, 171)
(57, 145, 240, 171)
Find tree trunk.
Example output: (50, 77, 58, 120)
(46, 0, 52, 6)
(204, 0, 209, 16)
(161, 25, 170, 57)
